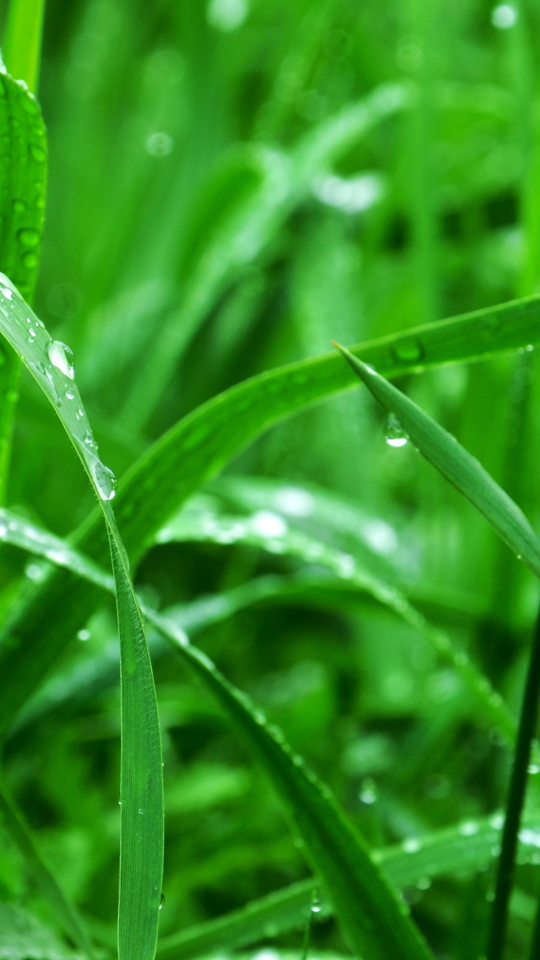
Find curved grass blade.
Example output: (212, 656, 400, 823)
(0, 68, 46, 501)
(155, 810, 540, 960)
(0, 276, 163, 960)
(0, 522, 432, 959)
(0, 495, 516, 743)
(156, 498, 516, 741)
(2, 294, 540, 736)
(332, 344, 540, 580)
(0, 777, 95, 958)
(148, 625, 434, 960)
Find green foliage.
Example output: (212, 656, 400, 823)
(4, 3, 540, 960)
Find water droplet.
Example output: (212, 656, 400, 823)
(28, 328, 36, 338)
(23, 251, 38, 269)
(77, 629, 91, 641)
(392, 337, 424, 364)
(0, 286, 12, 299)
(529, 763, 540, 774)
(47, 340, 75, 379)
(385, 413, 408, 447)
(75, 408, 83, 420)
(311, 897, 321, 914)
(359, 777, 377, 804)
(160, 892, 165, 909)
(417, 877, 431, 890)
(11, 199, 25, 213)
(25, 562, 45, 581)
(30, 144, 45, 162)
(250, 510, 288, 538)
(459, 821, 479, 836)
(403, 837, 421, 853)
(92, 461, 117, 501)
(65, 388, 75, 400)
(17, 228, 39, 248)
(138, 808, 144, 814)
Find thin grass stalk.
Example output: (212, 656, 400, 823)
(486, 605, 540, 960)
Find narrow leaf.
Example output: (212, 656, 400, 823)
(332, 343, 540, 580)
(0, 276, 163, 960)
(2, 0, 46, 92)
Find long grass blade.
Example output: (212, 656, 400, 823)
(0, 276, 163, 960)
(2, 295, 540, 735)
(2, 0, 46, 93)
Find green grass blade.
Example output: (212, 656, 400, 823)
(146, 620, 434, 960)
(0, 901, 81, 960)
(0, 493, 516, 744)
(332, 343, 540, 580)
(0, 69, 46, 502)
(157, 497, 515, 741)
(2, 294, 540, 735)
(155, 810, 540, 960)
(0, 276, 163, 960)
(2, 0, 46, 93)
(0, 777, 95, 957)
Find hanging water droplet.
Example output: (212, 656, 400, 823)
(47, 340, 75, 379)
(93, 461, 117, 501)
(385, 413, 408, 447)
(311, 897, 321, 914)
(160, 893, 165, 910)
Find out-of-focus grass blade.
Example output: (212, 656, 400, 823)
(0, 778, 95, 957)
(0, 276, 163, 960)
(333, 344, 540, 580)
(156, 497, 515, 741)
(0, 900, 80, 960)
(2, 0, 46, 93)
(121, 84, 408, 431)
(2, 294, 540, 735)
(0, 496, 515, 743)
(0, 68, 46, 500)
(155, 811, 540, 960)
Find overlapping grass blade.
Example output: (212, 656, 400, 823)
(0, 495, 516, 742)
(0, 778, 95, 958)
(0, 901, 80, 960)
(2, 294, 540, 735)
(0, 522, 433, 958)
(0, 68, 46, 500)
(0, 276, 163, 960)
(155, 811, 540, 960)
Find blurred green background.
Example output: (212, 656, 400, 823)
(3, 0, 540, 958)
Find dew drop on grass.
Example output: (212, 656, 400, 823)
(311, 897, 321, 914)
(138, 808, 144, 814)
(65, 388, 75, 400)
(17, 228, 39, 248)
(92, 461, 117, 501)
(47, 340, 75, 379)
(392, 337, 424, 364)
(385, 413, 408, 447)
(0, 286, 12, 299)
(77, 629, 91, 641)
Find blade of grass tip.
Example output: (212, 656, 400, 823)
(331, 343, 540, 960)
(0, 777, 95, 958)
(331, 343, 540, 580)
(3, 293, 540, 738)
(0, 276, 163, 960)
(2, 0, 46, 93)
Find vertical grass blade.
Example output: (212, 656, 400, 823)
(0, 69, 46, 501)
(0, 276, 163, 960)
(2, 0, 46, 93)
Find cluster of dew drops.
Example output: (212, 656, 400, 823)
(0, 283, 117, 501)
